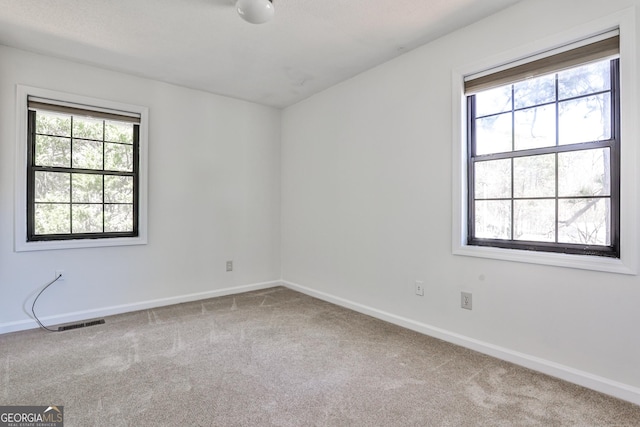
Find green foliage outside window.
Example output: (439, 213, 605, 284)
(29, 108, 138, 240)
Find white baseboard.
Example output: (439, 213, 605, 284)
(0, 280, 280, 335)
(282, 280, 640, 406)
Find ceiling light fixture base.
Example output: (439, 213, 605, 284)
(236, 0, 274, 25)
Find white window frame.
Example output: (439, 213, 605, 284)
(15, 85, 149, 251)
(451, 9, 638, 275)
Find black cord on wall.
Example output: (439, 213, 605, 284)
(31, 274, 63, 333)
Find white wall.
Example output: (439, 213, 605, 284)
(281, 0, 640, 400)
(0, 46, 281, 332)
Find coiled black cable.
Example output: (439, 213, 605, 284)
(31, 274, 63, 333)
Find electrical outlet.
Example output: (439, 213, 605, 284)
(55, 270, 65, 281)
(415, 281, 424, 296)
(226, 261, 233, 272)
(461, 292, 472, 310)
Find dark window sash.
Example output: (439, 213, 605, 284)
(466, 59, 620, 258)
(27, 110, 140, 242)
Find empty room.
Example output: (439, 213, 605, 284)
(1, 0, 640, 425)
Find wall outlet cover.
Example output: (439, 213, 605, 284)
(415, 281, 424, 296)
(461, 292, 472, 310)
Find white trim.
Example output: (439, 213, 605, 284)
(451, 9, 638, 275)
(282, 280, 640, 406)
(0, 280, 281, 334)
(14, 85, 149, 252)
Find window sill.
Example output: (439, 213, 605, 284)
(453, 243, 635, 275)
(15, 235, 147, 252)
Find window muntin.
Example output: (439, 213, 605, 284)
(467, 58, 619, 257)
(27, 105, 140, 241)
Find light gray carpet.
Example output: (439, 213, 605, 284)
(1, 286, 639, 426)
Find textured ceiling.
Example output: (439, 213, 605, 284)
(0, 0, 523, 108)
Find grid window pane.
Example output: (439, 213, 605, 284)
(35, 171, 70, 203)
(513, 154, 555, 198)
(558, 148, 609, 197)
(559, 93, 611, 145)
(514, 105, 556, 150)
(105, 204, 133, 232)
(475, 200, 511, 239)
(72, 204, 103, 233)
(105, 175, 133, 203)
(474, 159, 511, 199)
(514, 199, 555, 242)
(35, 111, 71, 137)
(105, 121, 134, 144)
(559, 198, 610, 245)
(105, 143, 134, 172)
(513, 74, 556, 109)
(72, 174, 103, 203)
(558, 61, 610, 100)
(475, 112, 512, 155)
(475, 85, 512, 117)
(72, 139, 103, 170)
(35, 135, 71, 167)
(35, 203, 70, 234)
(73, 116, 103, 140)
